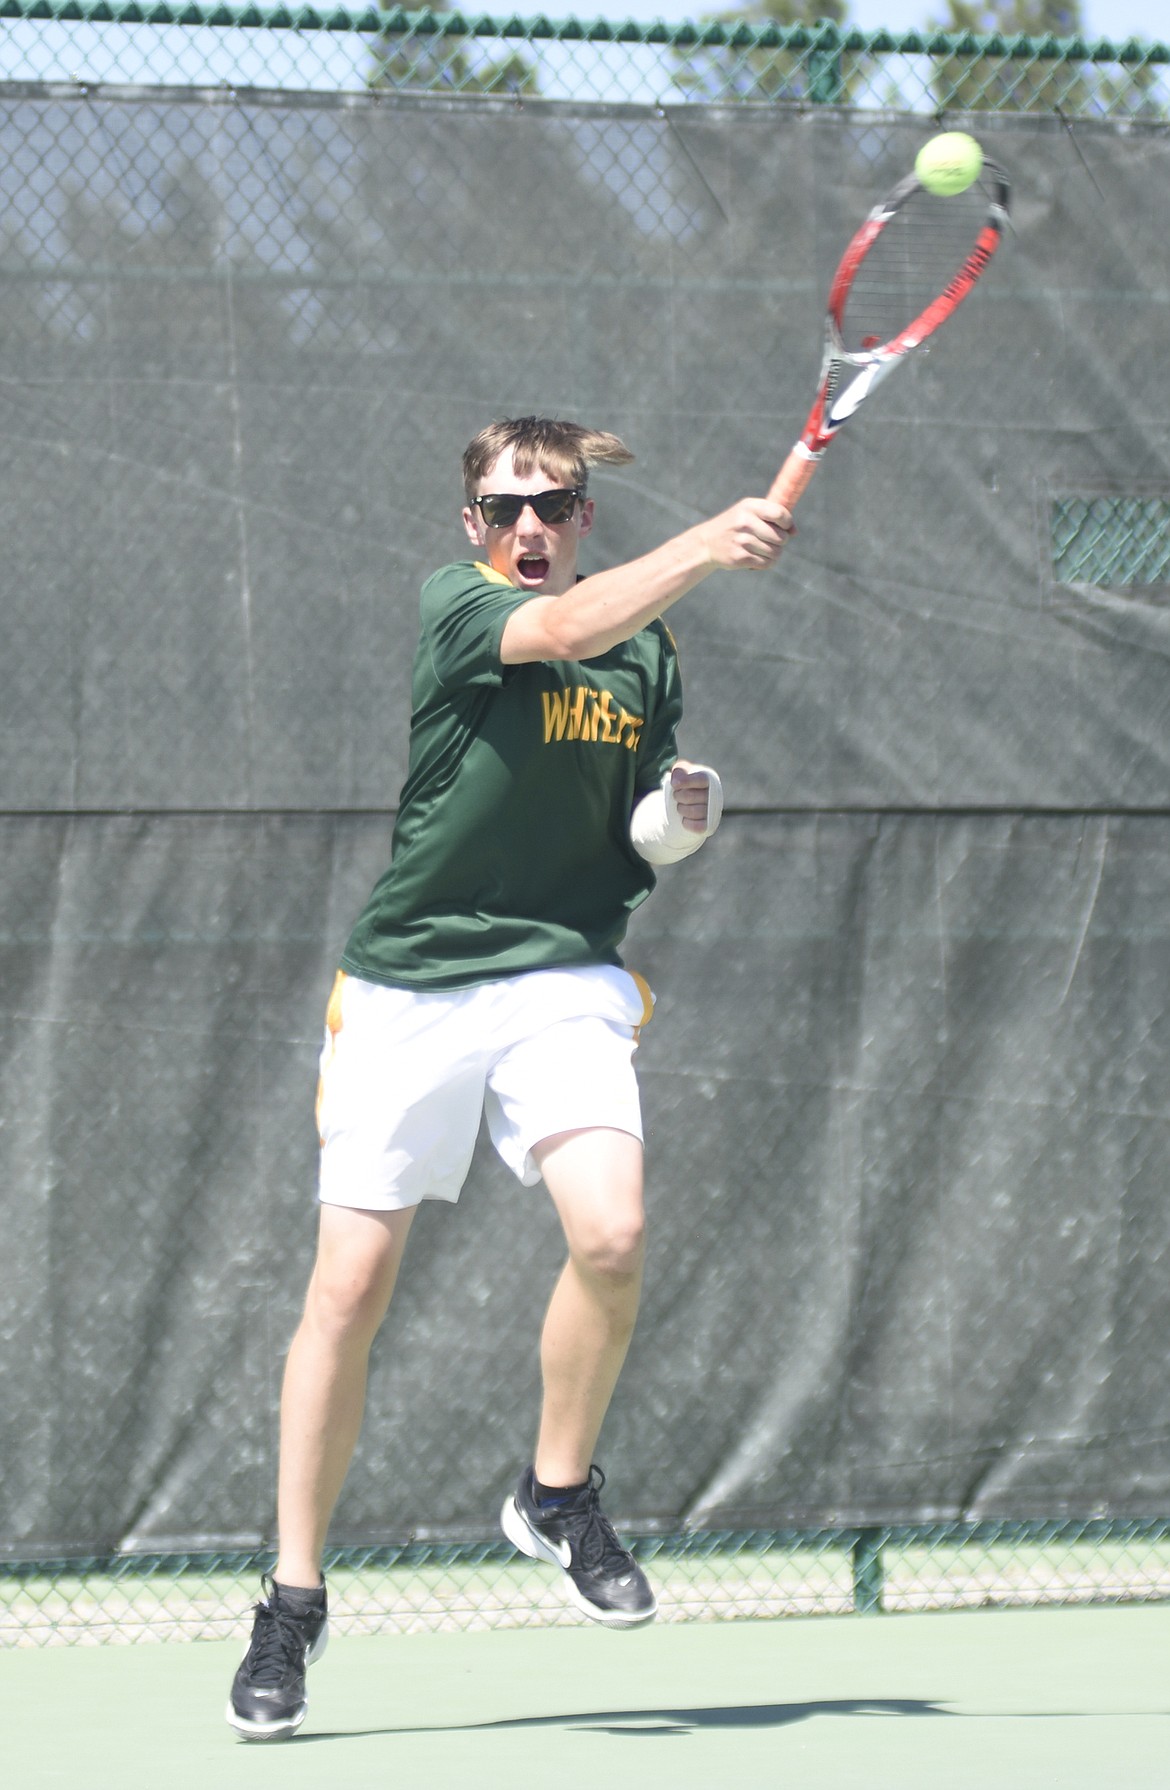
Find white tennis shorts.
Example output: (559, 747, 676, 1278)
(315, 963, 654, 1211)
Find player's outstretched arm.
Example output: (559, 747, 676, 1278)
(500, 497, 794, 666)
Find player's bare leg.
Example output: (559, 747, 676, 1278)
(275, 1201, 417, 1587)
(227, 1202, 415, 1739)
(500, 1126, 657, 1625)
(533, 1127, 645, 1485)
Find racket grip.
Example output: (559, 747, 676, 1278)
(768, 444, 820, 512)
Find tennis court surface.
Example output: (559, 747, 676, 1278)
(10, 1602, 1167, 1789)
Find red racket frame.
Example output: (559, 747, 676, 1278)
(769, 162, 1011, 512)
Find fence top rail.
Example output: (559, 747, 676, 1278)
(5, 1515, 1170, 1579)
(0, 0, 1165, 64)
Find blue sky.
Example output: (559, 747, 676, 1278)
(848, 0, 1162, 34)
(538, 2, 1167, 40)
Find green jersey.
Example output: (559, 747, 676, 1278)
(341, 559, 683, 991)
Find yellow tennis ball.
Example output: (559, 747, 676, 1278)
(915, 131, 983, 196)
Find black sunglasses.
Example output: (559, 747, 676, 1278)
(472, 487, 583, 529)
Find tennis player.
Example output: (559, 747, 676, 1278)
(226, 415, 793, 1739)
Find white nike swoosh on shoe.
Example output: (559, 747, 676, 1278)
(550, 1536, 573, 1568)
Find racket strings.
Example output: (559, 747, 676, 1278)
(841, 184, 991, 354)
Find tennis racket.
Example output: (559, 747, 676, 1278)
(769, 157, 1011, 511)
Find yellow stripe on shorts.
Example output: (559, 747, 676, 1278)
(627, 969, 655, 1035)
(316, 970, 347, 1143)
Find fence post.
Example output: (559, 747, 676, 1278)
(808, 23, 844, 103)
(851, 1528, 885, 1612)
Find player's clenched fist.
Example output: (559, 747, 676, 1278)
(699, 497, 795, 571)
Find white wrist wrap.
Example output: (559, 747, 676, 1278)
(630, 766, 724, 866)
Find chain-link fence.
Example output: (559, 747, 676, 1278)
(6, 1519, 1170, 1646)
(0, 4, 1166, 113)
(3, 8, 1170, 1647)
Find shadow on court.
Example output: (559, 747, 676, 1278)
(298, 1695, 955, 1742)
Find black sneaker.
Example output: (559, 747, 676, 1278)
(500, 1465, 657, 1628)
(225, 1575, 328, 1741)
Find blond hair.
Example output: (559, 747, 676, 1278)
(462, 415, 634, 501)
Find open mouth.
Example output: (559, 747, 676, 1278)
(516, 554, 550, 585)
